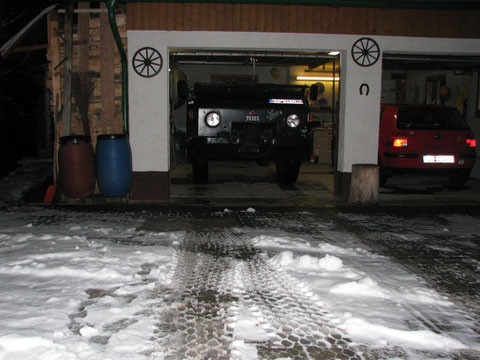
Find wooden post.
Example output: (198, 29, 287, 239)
(43, 65, 51, 154)
(349, 164, 379, 204)
(47, 10, 61, 179)
(100, 2, 116, 135)
(75, 2, 91, 139)
(61, 3, 73, 137)
(78, 2, 90, 74)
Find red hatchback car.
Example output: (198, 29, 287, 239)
(378, 105, 477, 186)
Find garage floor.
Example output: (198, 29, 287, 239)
(170, 160, 480, 206)
(170, 160, 334, 206)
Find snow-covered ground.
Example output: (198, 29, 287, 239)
(0, 208, 176, 360)
(0, 161, 479, 359)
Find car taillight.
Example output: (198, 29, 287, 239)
(466, 139, 476, 147)
(188, 109, 194, 121)
(393, 138, 408, 147)
(308, 113, 313, 123)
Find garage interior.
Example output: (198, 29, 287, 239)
(168, 49, 339, 203)
(168, 50, 480, 204)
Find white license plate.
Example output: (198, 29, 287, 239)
(423, 155, 455, 164)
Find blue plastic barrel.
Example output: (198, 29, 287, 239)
(96, 134, 132, 196)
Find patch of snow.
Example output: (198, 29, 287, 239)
(251, 232, 476, 355)
(0, 207, 176, 360)
(269, 251, 344, 272)
(343, 317, 467, 350)
(230, 340, 258, 360)
(79, 326, 99, 337)
(0, 334, 78, 360)
(329, 276, 391, 298)
(230, 304, 272, 342)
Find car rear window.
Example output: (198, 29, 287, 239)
(396, 108, 470, 130)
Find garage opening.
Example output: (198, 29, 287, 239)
(380, 53, 480, 193)
(168, 49, 340, 203)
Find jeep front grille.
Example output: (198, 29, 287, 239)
(231, 123, 276, 145)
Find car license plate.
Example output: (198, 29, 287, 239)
(238, 145, 260, 153)
(423, 155, 455, 163)
(245, 115, 260, 122)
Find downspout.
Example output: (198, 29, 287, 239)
(104, 0, 128, 134)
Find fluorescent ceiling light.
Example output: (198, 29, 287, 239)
(328, 51, 340, 56)
(296, 76, 340, 81)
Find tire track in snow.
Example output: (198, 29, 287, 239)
(156, 229, 373, 359)
(154, 231, 239, 359)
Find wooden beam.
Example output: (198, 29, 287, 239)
(11, 44, 48, 53)
(62, 3, 73, 137)
(58, 8, 108, 13)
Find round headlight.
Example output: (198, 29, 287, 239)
(286, 114, 300, 128)
(205, 112, 221, 127)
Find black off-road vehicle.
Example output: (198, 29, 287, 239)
(186, 83, 310, 185)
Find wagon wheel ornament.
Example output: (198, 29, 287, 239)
(351, 37, 380, 67)
(132, 47, 163, 78)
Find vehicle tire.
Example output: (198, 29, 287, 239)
(192, 158, 208, 184)
(276, 159, 301, 185)
(379, 167, 388, 187)
(331, 137, 336, 168)
(449, 170, 469, 185)
(257, 160, 269, 166)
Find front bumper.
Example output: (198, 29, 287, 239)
(187, 135, 308, 161)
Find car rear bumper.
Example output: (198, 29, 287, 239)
(380, 167, 473, 179)
(381, 152, 476, 169)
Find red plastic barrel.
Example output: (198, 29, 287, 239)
(58, 135, 95, 198)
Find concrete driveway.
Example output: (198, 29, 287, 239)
(0, 160, 479, 359)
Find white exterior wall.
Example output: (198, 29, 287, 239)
(128, 31, 480, 174)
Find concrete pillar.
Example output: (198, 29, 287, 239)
(128, 32, 170, 201)
(335, 40, 382, 201)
